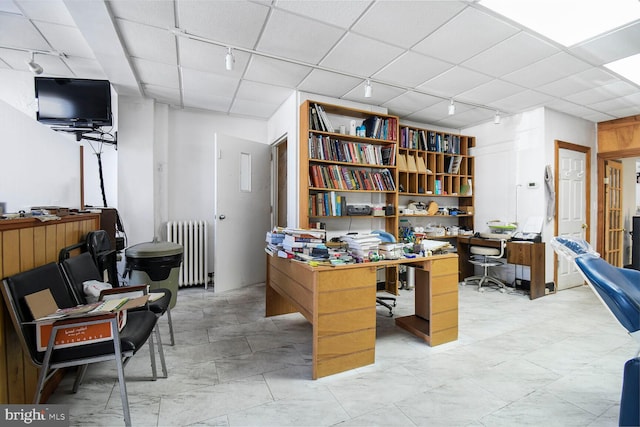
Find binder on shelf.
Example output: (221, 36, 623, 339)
(407, 154, 418, 172)
(416, 156, 429, 173)
(397, 154, 408, 171)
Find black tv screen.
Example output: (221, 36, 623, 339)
(35, 77, 112, 127)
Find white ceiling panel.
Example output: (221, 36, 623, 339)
(16, 0, 75, 26)
(297, 69, 361, 98)
(234, 80, 293, 106)
(36, 22, 95, 58)
(413, 7, 519, 65)
(320, 32, 403, 77)
(0, 13, 50, 50)
(502, 52, 592, 88)
(382, 91, 442, 115)
(566, 81, 640, 105)
(342, 81, 405, 105)
(176, 1, 269, 49)
(491, 89, 555, 113)
(132, 57, 179, 89)
(353, 1, 464, 49)
(244, 55, 311, 88)
(275, 0, 371, 29)
(418, 66, 493, 98)
(258, 9, 345, 64)
(537, 68, 620, 98)
(181, 67, 240, 100)
(405, 100, 471, 124)
(108, 0, 175, 29)
(435, 107, 495, 128)
(545, 100, 602, 118)
(230, 98, 280, 119)
(116, 19, 177, 65)
(63, 56, 106, 79)
(461, 32, 558, 78)
(143, 83, 181, 106)
(457, 79, 524, 105)
(373, 51, 453, 87)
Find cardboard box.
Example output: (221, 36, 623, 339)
(25, 289, 147, 352)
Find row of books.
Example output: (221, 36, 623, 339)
(362, 116, 398, 141)
(400, 127, 463, 154)
(309, 103, 335, 133)
(309, 192, 346, 217)
(309, 165, 396, 191)
(308, 135, 396, 166)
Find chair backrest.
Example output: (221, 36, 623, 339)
(59, 252, 103, 305)
(1, 263, 77, 365)
(575, 254, 640, 334)
(86, 230, 120, 287)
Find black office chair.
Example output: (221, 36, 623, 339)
(1, 263, 159, 427)
(59, 252, 167, 378)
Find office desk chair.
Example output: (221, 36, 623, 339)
(464, 239, 507, 292)
(552, 236, 640, 426)
(372, 230, 397, 316)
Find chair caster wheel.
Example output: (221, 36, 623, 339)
(478, 288, 485, 293)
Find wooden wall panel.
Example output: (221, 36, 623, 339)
(597, 115, 640, 154)
(0, 214, 100, 404)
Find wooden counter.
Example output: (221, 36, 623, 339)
(0, 213, 100, 403)
(266, 253, 459, 379)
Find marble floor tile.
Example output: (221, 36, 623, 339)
(47, 282, 633, 426)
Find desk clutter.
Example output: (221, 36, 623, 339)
(265, 227, 452, 266)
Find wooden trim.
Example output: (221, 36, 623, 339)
(80, 145, 84, 210)
(554, 141, 591, 289)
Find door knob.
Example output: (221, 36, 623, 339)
(581, 223, 588, 229)
(219, 214, 226, 220)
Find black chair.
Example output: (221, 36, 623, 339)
(59, 252, 167, 378)
(85, 231, 176, 346)
(1, 263, 159, 426)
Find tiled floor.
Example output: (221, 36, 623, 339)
(49, 282, 637, 426)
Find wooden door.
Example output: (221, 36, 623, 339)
(604, 160, 623, 266)
(276, 138, 287, 228)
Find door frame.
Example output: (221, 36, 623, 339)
(271, 134, 288, 228)
(597, 147, 640, 255)
(554, 140, 591, 289)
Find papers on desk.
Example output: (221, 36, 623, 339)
(419, 239, 451, 252)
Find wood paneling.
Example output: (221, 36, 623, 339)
(0, 214, 100, 403)
(597, 115, 640, 155)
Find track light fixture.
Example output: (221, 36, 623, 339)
(494, 110, 501, 124)
(27, 52, 43, 75)
(225, 47, 234, 71)
(448, 99, 455, 115)
(364, 80, 372, 98)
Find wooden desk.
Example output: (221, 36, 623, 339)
(266, 253, 458, 379)
(457, 237, 546, 300)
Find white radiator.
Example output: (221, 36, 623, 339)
(167, 220, 209, 289)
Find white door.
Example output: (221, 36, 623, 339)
(557, 148, 588, 290)
(214, 134, 271, 293)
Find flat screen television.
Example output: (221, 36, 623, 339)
(35, 77, 112, 128)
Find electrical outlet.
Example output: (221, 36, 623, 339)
(527, 182, 538, 189)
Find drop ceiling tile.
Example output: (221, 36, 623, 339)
(29, 55, 70, 76)
(258, 9, 345, 64)
(62, 56, 106, 79)
(234, 80, 294, 105)
(0, 14, 50, 51)
(132, 58, 179, 89)
(588, 96, 638, 113)
(108, 0, 175, 29)
(413, 7, 519, 65)
(462, 32, 558, 78)
(230, 98, 279, 119)
(244, 55, 311, 88)
(297, 69, 361, 98)
(117, 19, 177, 65)
(501, 52, 592, 88)
(181, 67, 240, 100)
(382, 91, 442, 115)
(537, 68, 620, 97)
(320, 32, 403, 77)
(373, 51, 453, 87)
(143, 83, 181, 106)
(0, 1, 21, 13)
(491, 90, 555, 113)
(178, 38, 250, 78)
(183, 92, 233, 113)
(16, 0, 75, 26)
(582, 111, 617, 123)
(37, 22, 95, 58)
(353, 1, 466, 48)
(607, 105, 640, 119)
(342, 81, 405, 105)
(566, 81, 640, 105)
(405, 100, 471, 124)
(418, 66, 493, 98)
(457, 79, 524, 105)
(570, 21, 640, 65)
(177, 0, 270, 49)
(545, 100, 598, 118)
(275, 0, 371, 29)
(436, 107, 495, 128)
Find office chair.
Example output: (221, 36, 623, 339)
(552, 236, 640, 427)
(59, 252, 167, 379)
(80, 232, 176, 346)
(1, 263, 159, 427)
(372, 230, 397, 316)
(464, 239, 507, 292)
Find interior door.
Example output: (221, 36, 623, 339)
(604, 160, 623, 266)
(214, 134, 271, 293)
(557, 147, 588, 290)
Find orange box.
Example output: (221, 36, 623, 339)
(35, 312, 125, 351)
